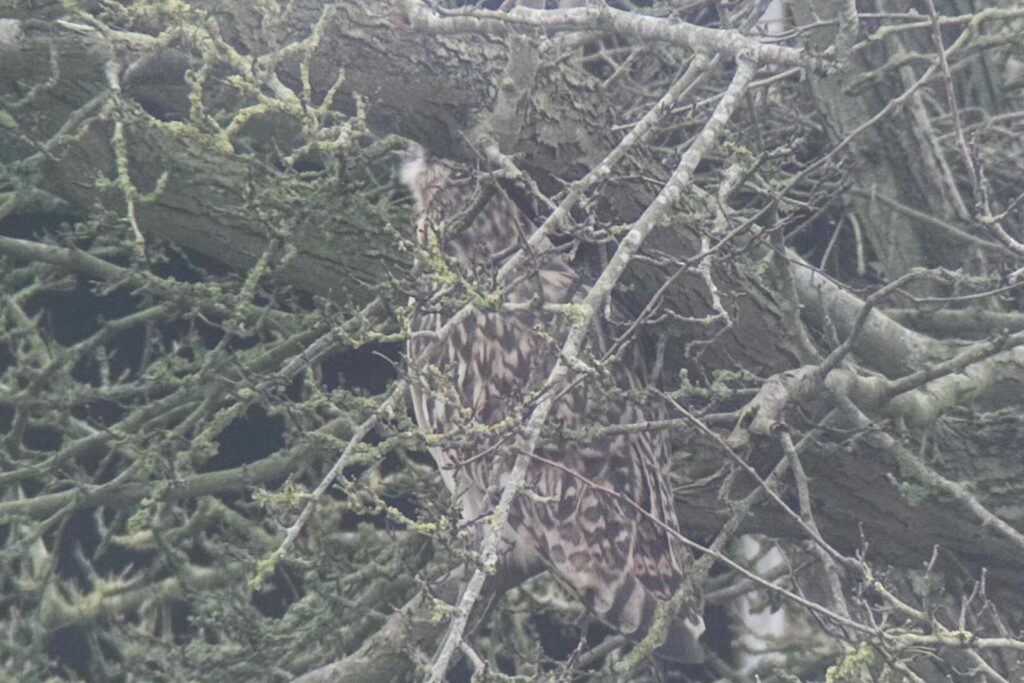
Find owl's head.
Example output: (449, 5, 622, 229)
(399, 143, 530, 269)
(400, 142, 453, 216)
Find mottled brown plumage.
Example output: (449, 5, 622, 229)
(402, 146, 703, 661)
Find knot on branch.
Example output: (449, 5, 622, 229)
(727, 365, 819, 449)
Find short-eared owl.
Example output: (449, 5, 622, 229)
(402, 145, 703, 663)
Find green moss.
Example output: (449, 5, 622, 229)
(252, 480, 310, 512)
(561, 302, 591, 326)
(824, 643, 878, 683)
(249, 553, 280, 589)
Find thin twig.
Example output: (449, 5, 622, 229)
(779, 430, 851, 620)
(258, 380, 408, 582)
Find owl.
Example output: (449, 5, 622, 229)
(402, 145, 704, 663)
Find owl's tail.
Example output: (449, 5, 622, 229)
(595, 573, 705, 664)
(658, 611, 706, 664)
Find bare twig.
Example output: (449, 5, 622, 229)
(256, 380, 408, 585)
(779, 429, 851, 620)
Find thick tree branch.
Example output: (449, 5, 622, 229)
(404, 2, 816, 69)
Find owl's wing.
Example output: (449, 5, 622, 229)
(525, 440, 705, 662)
